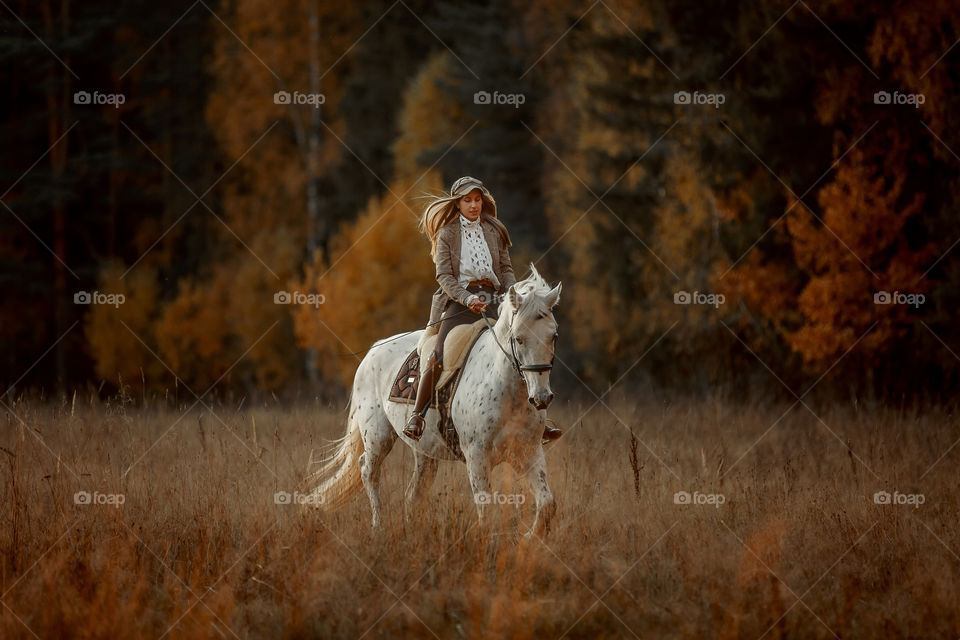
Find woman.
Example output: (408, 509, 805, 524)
(402, 176, 563, 443)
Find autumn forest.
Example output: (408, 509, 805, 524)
(3, 0, 959, 404)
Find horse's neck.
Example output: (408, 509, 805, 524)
(484, 313, 523, 396)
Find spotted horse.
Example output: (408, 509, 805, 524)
(300, 265, 562, 536)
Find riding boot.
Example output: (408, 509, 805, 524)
(403, 354, 442, 440)
(542, 418, 563, 443)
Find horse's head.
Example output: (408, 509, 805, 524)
(500, 265, 562, 410)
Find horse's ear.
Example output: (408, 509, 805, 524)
(546, 282, 562, 309)
(508, 284, 523, 310)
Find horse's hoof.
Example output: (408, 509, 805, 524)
(542, 419, 563, 443)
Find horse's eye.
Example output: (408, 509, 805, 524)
(516, 337, 524, 345)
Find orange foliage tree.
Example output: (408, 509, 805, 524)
(782, 128, 932, 367)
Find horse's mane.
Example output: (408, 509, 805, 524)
(501, 263, 556, 323)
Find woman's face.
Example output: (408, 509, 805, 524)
(458, 189, 483, 221)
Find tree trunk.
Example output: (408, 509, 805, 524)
(43, 0, 72, 396)
(304, 2, 323, 384)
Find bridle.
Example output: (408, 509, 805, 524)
(481, 309, 557, 380)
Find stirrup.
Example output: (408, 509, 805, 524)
(403, 413, 425, 440)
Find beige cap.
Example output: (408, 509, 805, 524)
(450, 176, 489, 197)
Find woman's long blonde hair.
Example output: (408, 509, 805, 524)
(418, 188, 512, 260)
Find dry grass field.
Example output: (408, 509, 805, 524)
(1, 393, 958, 638)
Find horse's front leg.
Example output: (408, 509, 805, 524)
(524, 445, 556, 538)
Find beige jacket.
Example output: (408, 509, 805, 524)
(428, 216, 516, 326)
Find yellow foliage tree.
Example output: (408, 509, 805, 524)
(154, 275, 233, 392)
(153, 224, 303, 392)
(161, 0, 364, 391)
(538, 1, 711, 380)
(84, 261, 166, 390)
(392, 51, 471, 183)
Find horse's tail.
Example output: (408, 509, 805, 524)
(300, 391, 365, 510)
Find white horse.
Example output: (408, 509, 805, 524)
(302, 266, 562, 536)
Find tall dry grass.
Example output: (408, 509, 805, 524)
(1, 393, 958, 638)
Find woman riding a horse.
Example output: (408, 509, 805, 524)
(402, 176, 563, 443)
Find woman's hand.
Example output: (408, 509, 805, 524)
(468, 297, 487, 314)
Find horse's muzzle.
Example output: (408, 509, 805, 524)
(529, 391, 554, 410)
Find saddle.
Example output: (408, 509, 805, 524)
(389, 319, 489, 460)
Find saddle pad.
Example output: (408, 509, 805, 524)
(389, 348, 422, 402)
